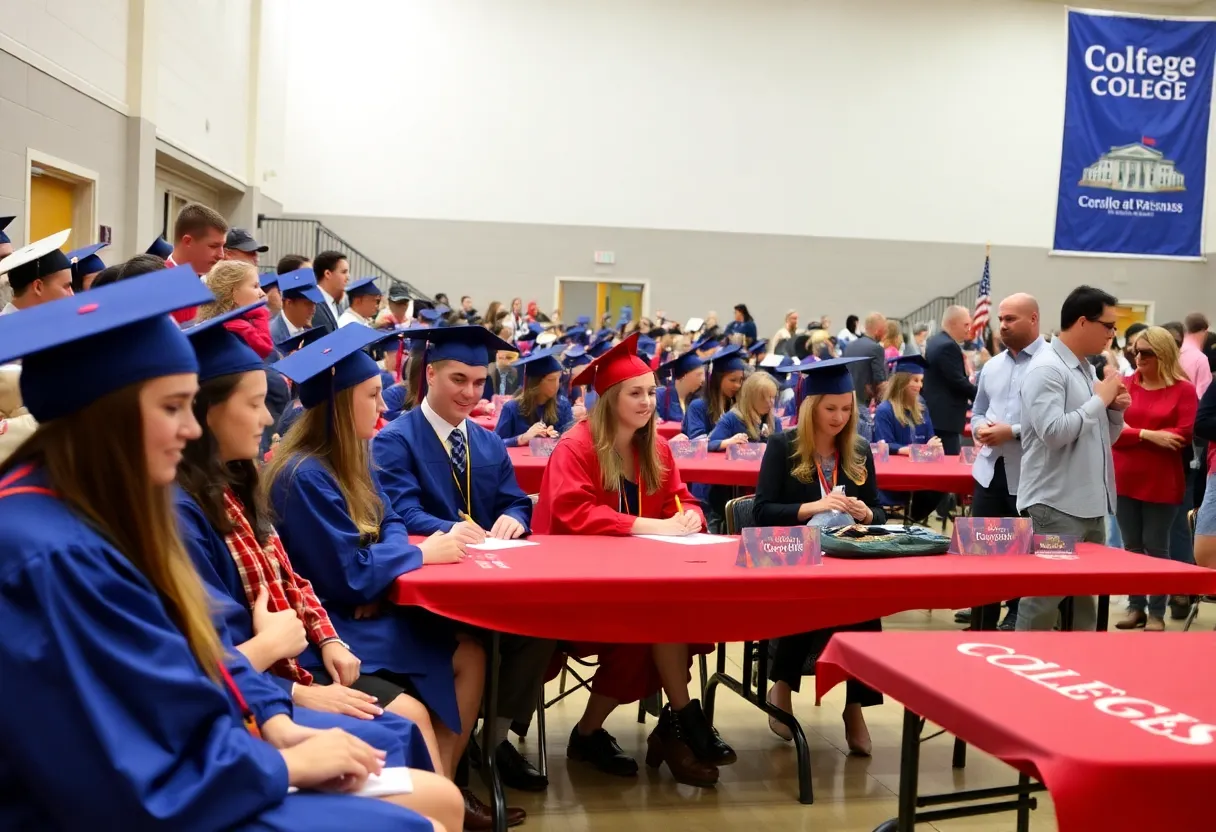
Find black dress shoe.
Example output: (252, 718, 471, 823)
(954, 609, 972, 624)
(461, 788, 525, 830)
(495, 741, 548, 792)
(673, 700, 737, 765)
(567, 726, 639, 777)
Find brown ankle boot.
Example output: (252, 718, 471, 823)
(1116, 610, 1147, 630)
(644, 705, 720, 787)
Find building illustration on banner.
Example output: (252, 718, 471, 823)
(1079, 141, 1186, 193)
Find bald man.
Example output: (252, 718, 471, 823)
(968, 294, 1044, 629)
(844, 311, 888, 405)
(923, 305, 977, 455)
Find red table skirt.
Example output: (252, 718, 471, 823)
(391, 536, 1216, 643)
(816, 631, 1216, 832)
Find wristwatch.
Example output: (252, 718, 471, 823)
(1011, 424, 1022, 441)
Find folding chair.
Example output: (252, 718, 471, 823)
(1182, 509, 1213, 632)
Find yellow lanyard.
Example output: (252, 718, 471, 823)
(431, 423, 473, 517)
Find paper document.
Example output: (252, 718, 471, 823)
(289, 766, 413, 797)
(633, 533, 736, 546)
(468, 538, 538, 551)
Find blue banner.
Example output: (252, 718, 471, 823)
(1053, 11, 1216, 259)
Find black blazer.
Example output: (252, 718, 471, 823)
(923, 331, 976, 434)
(311, 299, 339, 334)
(484, 365, 521, 400)
(753, 430, 886, 527)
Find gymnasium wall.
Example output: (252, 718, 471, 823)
(276, 0, 1216, 332)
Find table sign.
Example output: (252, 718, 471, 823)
(736, 526, 822, 568)
(1034, 533, 1078, 555)
(669, 437, 709, 459)
(869, 441, 890, 462)
(960, 446, 978, 464)
(949, 517, 1034, 555)
(910, 444, 944, 463)
(528, 437, 559, 457)
(726, 443, 766, 461)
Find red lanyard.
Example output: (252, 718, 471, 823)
(815, 456, 836, 496)
(217, 663, 262, 739)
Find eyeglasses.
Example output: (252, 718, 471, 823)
(1134, 348, 1157, 359)
(1087, 317, 1118, 332)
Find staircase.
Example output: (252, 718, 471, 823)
(255, 217, 428, 299)
(897, 281, 981, 334)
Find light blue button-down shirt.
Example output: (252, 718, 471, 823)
(1016, 336, 1123, 518)
(970, 336, 1044, 494)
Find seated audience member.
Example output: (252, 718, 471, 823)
(655, 351, 706, 424)
(682, 344, 746, 440)
(1113, 326, 1196, 631)
(270, 267, 325, 346)
(485, 346, 522, 399)
(723, 303, 757, 346)
(533, 334, 736, 789)
(872, 355, 945, 522)
(0, 272, 440, 831)
(166, 203, 229, 323)
(265, 324, 517, 826)
(67, 242, 107, 292)
(924, 305, 977, 454)
(379, 282, 414, 329)
(339, 278, 383, 328)
(197, 260, 273, 358)
(373, 326, 555, 793)
(495, 346, 574, 447)
(224, 227, 269, 265)
(703, 372, 779, 531)
(753, 358, 885, 756)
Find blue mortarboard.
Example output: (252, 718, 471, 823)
(260, 272, 280, 290)
(563, 345, 590, 369)
(274, 325, 327, 355)
(887, 354, 927, 375)
(637, 335, 657, 361)
(748, 339, 768, 356)
(576, 315, 591, 327)
(691, 335, 722, 353)
(517, 322, 546, 342)
(798, 356, 868, 396)
(0, 229, 72, 292)
(706, 344, 746, 375)
(419, 308, 443, 323)
(346, 277, 382, 299)
(595, 327, 615, 341)
(0, 266, 210, 421)
(392, 325, 515, 369)
(147, 237, 173, 259)
(272, 323, 387, 410)
(67, 242, 107, 279)
(658, 351, 705, 380)
(589, 335, 614, 358)
(277, 267, 324, 303)
(561, 326, 587, 344)
(0, 216, 13, 245)
(513, 345, 563, 378)
(182, 302, 268, 382)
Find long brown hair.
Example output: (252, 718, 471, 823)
(515, 372, 559, 426)
(588, 378, 664, 495)
(5, 383, 224, 680)
(791, 393, 867, 486)
(732, 372, 778, 439)
(261, 387, 383, 539)
(177, 371, 272, 546)
(702, 366, 739, 426)
(883, 372, 924, 428)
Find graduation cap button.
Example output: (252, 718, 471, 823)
(77, 303, 99, 315)
(322, 348, 332, 354)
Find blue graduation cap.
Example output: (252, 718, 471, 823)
(0, 229, 72, 292)
(561, 326, 587, 344)
(563, 345, 590, 369)
(182, 301, 268, 382)
(748, 339, 768, 356)
(705, 344, 746, 375)
(67, 242, 107, 282)
(637, 335, 657, 362)
(576, 315, 591, 327)
(797, 356, 868, 396)
(260, 272, 280, 290)
(690, 335, 722, 354)
(887, 354, 927, 375)
(271, 323, 388, 409)
(146, 237, 173, 259)
(513, 345, 563, 379)
(588, 335, 614, 358)
(346, 277, 382, 299)
(418, 308, 443, 323)
(392, 325, 515, 369)
(517, 322, 547, 342)
(277, 267, 324, 303)
(0, 265, 211, 421)
(274, 325, 326, 355)
(0, 216, 13, 245)
(658, 351, 705, 380)
(595, 327, 615, 341)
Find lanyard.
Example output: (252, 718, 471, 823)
(217, 663, 262, 739)
(616, 449, 642, 517)
(815, 455, 836, 496)
(430, 422, 473, 517)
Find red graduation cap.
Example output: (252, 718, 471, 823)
(570, 332, 655, 395)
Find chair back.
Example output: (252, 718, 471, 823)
(725, 494, 756, 534)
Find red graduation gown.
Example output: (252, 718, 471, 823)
(534, 421, 709, 703)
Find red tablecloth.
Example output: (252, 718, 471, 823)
(505, 445, 977, 495)
(472, 414, 497, 431)
(816, 631, 1216, 831)
(656, 421, 683, 440)
(390, 537, 1216, 643)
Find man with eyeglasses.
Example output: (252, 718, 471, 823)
(1016, 285, 1130, 632)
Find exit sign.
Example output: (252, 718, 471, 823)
(594, 251, 615, 265)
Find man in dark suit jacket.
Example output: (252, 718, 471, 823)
(843, 312, 888, 405)
(924, 306, 978, 455)
(309, 250, 349, 333)
(485, 360, 521, 400)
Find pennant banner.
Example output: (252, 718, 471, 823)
(1053, 10, 1216, 259)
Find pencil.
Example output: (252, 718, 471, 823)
(675, 496, 684, 514)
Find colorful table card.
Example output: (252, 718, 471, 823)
(869, 441, 890, 462)
(960, 446, 978, 464)
(528, 437, 559, 457)
(736, 526, 822, 568)
(1033, 533, 1078, 555)
(948, 517, 1034, 555)
(726, 443, 766, 461)
(669, 437, 709, 459)
(910, 443, 945, 463)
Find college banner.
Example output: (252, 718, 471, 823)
(1053, 10, 1216, 259)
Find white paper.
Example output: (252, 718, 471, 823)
(288, 766, 413, 797)
(685, 317, 704, 333)
(633, 533, 736, 545)
(467, 538, 539, 551)
(760, 354, 784, 368)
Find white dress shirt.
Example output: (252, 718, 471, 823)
(421, 396, 468, 459)
(337, 307, 369, 328)
(281, 312, 305, 337)
(970, 335, 1044, 494)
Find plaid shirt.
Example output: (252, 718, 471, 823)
(223, 488, 338, 684)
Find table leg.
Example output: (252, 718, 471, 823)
(480, 631, 507, 832)
(1097, 594, 1110, 631)
(1016, 772, 1031, 832)
(535, 690, 548, 778)
(897, 707, 922, 832)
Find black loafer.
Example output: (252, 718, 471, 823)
(495, 741, 549, 792)
(567, 726, 639, 777)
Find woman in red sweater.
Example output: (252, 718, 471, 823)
(196, 260, 275, 358)
(534, 334, 735, 790)
(1113, 325, 1196, 631)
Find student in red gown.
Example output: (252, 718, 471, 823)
(533, 333, 736, 789)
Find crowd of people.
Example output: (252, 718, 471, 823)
(3, 202, 1216, 830)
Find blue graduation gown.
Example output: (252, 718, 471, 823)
(268, 455, 461, 731)
(494, 396, 575, 446)
(0, 471, 428, 831)
(682, 397, 721, 501)
(276, 399, 304, 436)
(173, 490, 433, 770)
(373, 406, 533, 533)
(655, 385, 685, 423)
(383, 383, 409, 421)
(872, 399, 935, 453)
(705, 410, 773, 511)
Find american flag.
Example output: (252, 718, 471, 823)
(971, 255, 991, 339)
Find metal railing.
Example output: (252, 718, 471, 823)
(896, 280, 980, 335)
(254, 217, 428, 299)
